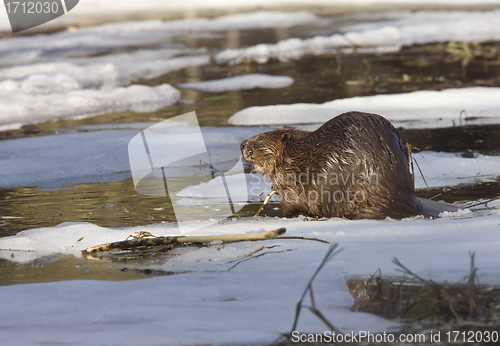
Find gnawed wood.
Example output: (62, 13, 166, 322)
(82, 227, 286, 255)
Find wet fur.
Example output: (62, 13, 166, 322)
(241, 111, 421, 219)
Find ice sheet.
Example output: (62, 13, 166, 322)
(1, 205, 500, 344)
(178, 74, 294, 92)
(228, 87, 500, 129)
(216, 9, 500, 64)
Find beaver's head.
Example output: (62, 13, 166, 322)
(240, 129, 291, 176)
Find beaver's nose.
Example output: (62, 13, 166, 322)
(240, 140, 247, 152)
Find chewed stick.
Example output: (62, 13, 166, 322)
(255, 190, 276, 216)
(82, 227, 286, 255)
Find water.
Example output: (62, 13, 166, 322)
(1, 21, 500, 286)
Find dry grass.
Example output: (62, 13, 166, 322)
(277, 249, 500, 346)
(345, 253, 500, 346)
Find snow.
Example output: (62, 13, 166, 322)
(413, 151, 500, 188)
(178, 74, 294, 92)
(0, 49, 210, 130)
(176, 173, 279, 205)
(0, 11, 317, 65)
(0, 49, 209, 87)
(216, 9, 500, 64)
(2, 0, 500, 33)
(1, 4, 500, 345)
(0, 84, 181, 131)
(0, 258, 396, 345)
(3, 8, 500, 128)
(1, 205, 500, 344)
(228, 87, 500, 129)
(0, 11, 312, 129)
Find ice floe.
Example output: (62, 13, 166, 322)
(1, 203, 500, 344)
(228, 87, 500, 129)
(216, 9, 500, 64)
(178, 74, 294, 92)
(0, 84, 181, 131)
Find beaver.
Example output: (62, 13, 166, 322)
(240, 111, 453, 219)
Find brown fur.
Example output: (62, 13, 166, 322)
(241, 111, 422, 219)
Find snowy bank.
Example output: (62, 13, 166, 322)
(178, 74, 294, 92)
(228, 87, 500, 129)
(216, 9, 500, 64)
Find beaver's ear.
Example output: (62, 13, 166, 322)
(281, 132, 291, 144)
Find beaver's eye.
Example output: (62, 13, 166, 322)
(258, 136, 264, 141)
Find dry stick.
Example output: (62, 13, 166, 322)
(82, 227, 286, 255)
(255, 190, 276, 216)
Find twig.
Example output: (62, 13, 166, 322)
(255, 191, 276, 216)
(275, 236, 329, 244)
(413, 157, 429, 189)
(466, 197, 498, 209)
(227, 249, 292, 270)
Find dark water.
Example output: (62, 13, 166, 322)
(1, 25, 500, 286)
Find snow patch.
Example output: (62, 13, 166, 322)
(228, 87, 500, 129)
(178, 74, 293, 92)
(0, 84, 181, 131)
